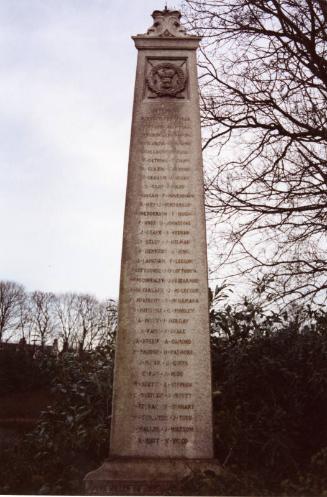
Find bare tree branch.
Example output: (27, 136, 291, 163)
(183, 0, 327, 303)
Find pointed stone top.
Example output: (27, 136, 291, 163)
(146, 7, 187, 37)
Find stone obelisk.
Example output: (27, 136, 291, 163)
(85, 8, 217, 495)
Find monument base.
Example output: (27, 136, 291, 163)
(84, 457, 221, 495)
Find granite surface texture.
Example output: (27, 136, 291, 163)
(110, 13, 213, 462)
(85, 9, 217, 495)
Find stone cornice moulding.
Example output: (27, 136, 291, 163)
(132, 36, 202, 51)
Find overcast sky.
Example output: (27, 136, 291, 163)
(0, 0, 184, 300)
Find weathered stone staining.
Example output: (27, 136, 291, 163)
(85, 8, 217, 495)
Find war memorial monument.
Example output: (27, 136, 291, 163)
(85, 7, 218, 494)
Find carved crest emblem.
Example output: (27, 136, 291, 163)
(146, 62, 187, 97)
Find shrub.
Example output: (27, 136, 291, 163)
(210, 300, 327, 494)
(1, 300, 327, 495)
(0, 345, 114, 495)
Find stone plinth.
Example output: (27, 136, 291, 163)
(85, 458, 220, 496)
(85, 8, 218, 495)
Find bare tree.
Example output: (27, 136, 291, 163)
(54, 293, 80, 351)
(96, 299, 118, 347)
(54, 293, 118, 352)
(16, 293, 33, 344)
(75, 294, 101, 352)
(30, 291, 57, 347)
(183, 0, 327, 303)
(0, 280, 26, 343)
(0, 281, 117, 349)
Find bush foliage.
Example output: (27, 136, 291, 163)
(0, 296, 326, 495)
(210, 295, 327, 495)
(0, 345, 114, 495)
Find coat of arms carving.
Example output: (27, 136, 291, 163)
(146, 62, 187, 97)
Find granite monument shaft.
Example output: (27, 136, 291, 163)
(85, 9, 215, 493)
(110, 9, 213, 459)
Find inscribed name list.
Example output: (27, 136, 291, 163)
(110, 55, 213, 460)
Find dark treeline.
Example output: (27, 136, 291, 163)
(0, 280, 117, 351)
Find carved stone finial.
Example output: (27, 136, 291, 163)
(146, 8, 187, 37)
